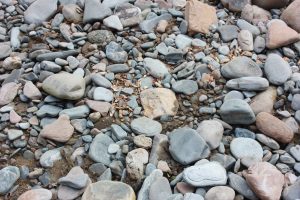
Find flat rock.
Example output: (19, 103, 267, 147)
(172, 80, 198, 95)
(88, 134, 114, 165)
(185, 0, 217, 34)
(143, 58, 169, 79)
(168, 127, 210, 165)
(149, 177, 172, 200)
(42, 73, 85, 100)
(281, 0, 300, 33)
(256, 112, 294, 143)
(83, 0, 112, 23)
(220, 99, 256, 125)
(140, 88, 178, 119)
(82, 181, 135, 200)
(137, 170, 163, 200)
(0, 166, 20, 195)
(86, 100, 111, 116)
(205, 186, 235, 200)
(0, 82, 19, 106)
(175, 34, 192, 49)
(250, 87, 277, 115)
(226, 77, 269, 91)
(17, 189, 52, 200)
(221, 57, 262, 79)
(196, 120, 224, 149)
(230, 138, 263, 162)
(183, 162, 227, 187)
(24, 0, 57, 24)
(131, 117, 162, 136)
(0, 44, 11, 59)
(93, 87, 114, 102)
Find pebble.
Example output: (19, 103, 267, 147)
(18, 188, 52, 200)
(0, 166, 20, 195)
(39, 148, 62, 168)
(226, 77, 269, 91)
(196, 120, 223, 149)
(131, 117, 162, 137)
(143, 57, 169, 79)
(93, 87, 114, 102)
(24, 0, 58, 24)
(205, 186, 235, 200)
(88, 134, 114, 165)
(172, 80, 198, 95)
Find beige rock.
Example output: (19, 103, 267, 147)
(244, 162, 284, 200)
(252, 0, 289, 10)
(256, 112, 294, 143)
(238, 30, 254, 51)
(241, 4, 271, 25)
(62, 4, 83, 23)
(0, 82, 19, 106)
(10, 110, 21, 124)
(133, 135, 152, 149)
(156, 20, 168, 33)
(250, 87, 277, 115)
(82, 181, 136, 200)
(281, 0, 300, 33)
(85, 99, 111, 116)
(3, 56, 21, 70)
(126, 148, 148, 180)
(17, 188, 52, 200)
(40, 114, 74, 143)
(185, 0, 217, 34)
(23, 81, 42, 100)
(205, 186, 235, 200)
(140, 88, 178, 119)
(266, 19, 300, 49)
(157, 160, 171, 173)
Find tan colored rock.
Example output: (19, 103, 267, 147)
(241, 4, 271, 25)
(10, 110, 21, 124)
(205, 186, 235, 200)
(62, 4, 83, 23)
(23, 81, 42, 100)
(256, 112, 294, 143)
(156, 20, 168, 33)
(250, 87, 277, 115)
(40, 114, 74, 143)
(17, 188, 52, 200)
(0, 82, 19, 106)
(3, 56, 21, 70)
(82, 181, 136, 200)
(266, 19, 300, 49)
(252, 0, 289, 10)
(140, 88, 178, 119)
(281, 0, 300, 33)
(244, 162, 284, 200)
(185, 0, 217, 34)
(85, 99, 111, 116)
(126, 148, 149, 180)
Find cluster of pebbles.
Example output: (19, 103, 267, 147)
(0, 0, 300, 199)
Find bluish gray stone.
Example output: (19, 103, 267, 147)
(234, 128, 255, 139)
(93, 87, 114, 102)
(83, 0, 112, 23)
(172, 80, 198, 95)
(218, 25, 239, 42)
(107, 64, 129, 73)
(226, 77, 269, 91)
(106, 41, 128, 63)
(40, 148, 62, 168)
(143, 57, 169, 79)
(88, 134, 114, 165)
(111, 124, 127, 140)
(92, 73, 112, 88)
(230, 138, 263, 161)
(131, 117, 162, 137)
(0, 166, 20, 195)
(59, 105, 90, 119)
(139, 13, 172, 33)
(36, 105, 63, 118)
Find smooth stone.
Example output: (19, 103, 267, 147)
(256, 134, 280, 150)
(228, 173, 258, 200)
(17, 189, 52, 200)
(184, 193, 204, 200)
(93, 87, 114, 102)
(205, 186, 235, 200)
(103, 15, 123, 31)
(87, 30, 115, 44)
(39, 148, 62, 168)
(7, 129, 23, 140)
(226, 77, 269, 91)
(237, 19, 260, 36)
(92, 73, 112, 88)
(137, 169, 163, 200)
(196, 120, 224, 149)
(0, 166, 20, 195)
(254, 36, 266, 53)
(88, 134, 114, 165)
(220, 99, 256, 125)
(210, 153, 236, 170)
(230, 138, 263, 162)
(36, 50, 79, 61)
(175, 34, 192, 49)
(143, 57, 169, 79)
(292, 94, 300, 111)
(102, 0, 130, 8)
(111, 124, 127, 140)
(252, 0, 289, 10)
(283, 178, 300, 200)
(86, 100, 111, 116)
(221, 56, 262, 79)
(0, 44, 11, 59)
(83, 0, 112, 23)
(172, 80, 198, 95)
(218, 25, 239, 42)
(241, 4, 271, 25)
(106, 41, 128, 63)
(169, 127, 210, 165)
(139, 13, 172, 33)
(289, 145, 300, 162)
(264, 53, 292, 85)
(59, 105, 90, 119)
(36, 105, 62, 118)
(0, 82, 19, 106)
(131, 117, 162, 137)
(58, 166, 88, 189)
(238, 30, 254, 51)
(224, 90, 244, 101)
(250, 87, 277, 115)
(183, 162, 227, 187)
(281, 0, 300, 33)
(107, 64, 129, 73)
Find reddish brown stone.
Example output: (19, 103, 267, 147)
(252, 0, 289, 10)
(241, 4, 271, 25)
(281, 0, 300, 33)
(256, 112, 294, 143)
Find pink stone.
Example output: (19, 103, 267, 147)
(9, 109, 21, 124)
(17, 188, 52, 200)
(281, 0, 300, 33)
(241, 4, 271, 25)
(0, 82, 19, 106)
(85, 99, 111, 116)
(176, 182, 195, 194)
(23, 81, 42, 100)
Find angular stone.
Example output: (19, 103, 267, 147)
(218, 25, 239, 42)
(0, 166, 20, 195)
(114, 3, 142, 27)
(58, 166, 88, 189)
(23, 81, 42, 100)
(238, 30, 253, 51)
(39, 148, 62, 168)
(103, 15, 123, 31)
(281, 0, 300, 33)
(126, 148, 148, 180)
(139, 13, 172, 33)
(0, 82, 19, 106)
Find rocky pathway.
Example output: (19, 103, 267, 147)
(0, 0, 300, 199)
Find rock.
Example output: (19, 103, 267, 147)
(254, 36, 266, 53)
(0, 82, 19, 106)
(87, 30, 115, 44)
(103, 15, 123, 31)
(92, 73, 112, 88)
(281, 0, 300, 33)
(59, 105, 90, 119)
(252, 0, 289, 10)
(290, 145, 300, 162)
(256, 134, 280, 150)
(221, 56, 262, 79)
(183, 162, 227, 187)
(0, 44, 11, 59)
(244, 162, 284, 200)
(107, 64, 129, 73)
(264, 53, 291, 85)
(196, 120, 224, 149)
(256, 112, 294, 143)
(266, 19, 300, 49)
(175, 34, 192, 49)
(149, 177, 172, 200)
(220, 99, 256, 125)
(3, 56, 22, 70)
(228, 173, 258, 200)
(241, 4, 271, 25)
(221, 0, 250, 12)
(230, 138, 263, 163)
(143, 58, 169, 79)
(137, 170, 163, 200)
(168, 127, 210, 165)
(238, 30, 253, 51)
(250, 87, 277, 115)
(82, 181, 135, 200)
(114, 3, 142, 27)
(93, 87, 114, 102)
(83, 0, 112, 23)
(23, 81, 42, 100)
(17, 189, 52, 200)
(59, 166, 88, 189)
(7, 129, 23, 140)
(88, 134, 114, 165)
(40, 148, 62, 168)
(86, 100, 111, 116)
(10, 110, 21, 124)
(139, 13, 172, 33)
(237, 19, 260, 36)
(42, 73, 85, 100)
(126, 148, 149, 180)
(292, 94, 300, 111)
(36, 50, 79, 61)
(140, 88, 178, 119)
(106, 41, 128, 63)
(224, 90, 244, 101)
(0, 166, 20, 195)
(205, 186, 235, 200)
(57, 180, 90, 200)
(185, 0, 217, 34)
(40, 114, 74, 143)
(218, 25, 239, 42)
(149, 134, 169, 165)
(62, 4, 82, 23)
(226, 77, 269, 91)
(102, 0, 130, 8)
(131, 117, 162, 137)
(24, 0, 58, 24)
(283, 179, 300, 200)
(172, 80, 198, 95)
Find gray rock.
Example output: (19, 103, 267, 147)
(107, 64, 129, 73)
(238, 30, 254, 51)
(234, 128, 255, 139)
(218, 25, 239, 42)
(87, 30, 115, 44)
(184, 193, 204, 200)
(220, 99, 255, 125)
(36, 50, 79, 61)
(93, 87, 114, 102)
(92, 73, 112, 88)
(256, 134, 280, 150)
(226, 77, 269, 91)
(168, 127, 210, 165)
(111, 124, 127, 140)
(138, 169, 163, 200)
(230, 138, 263, 161)
(40, 148, 62, 168)
(149, 177, 172, 200)
(224, 90, 244, 101)
(221, 56, 262, 79)
(131, 117, 162, 137)
(103, 15, 123, 31)
(210, 153, 236, 170)
(102, 0, 129, 8)
(0, 166, 20, 195)
(289, 145, 300, 161)
(172, 80, 198, 95)
(24, 0, 58, 24)
(106, 41, 128, 63)
(140, 13, 172, 33)
(36, 105, 62, 118)
(59, 166, 88, 189)
(7, 129, 23, 140)
(283, 178, 300, 200)
(183, 162, 227, 187)
(175, 34, 192, 49)
(0, 44, 11, 59)
(59, 105, 90, 119)
(88, 134, 114, 165)
(264, 53, 292, 85)
(237, 19, 260, 36)
(292, 94, 300, 111)
(114, 3, 142, 27)
(293, 41, 300, 55)
(143, 57, 169, 79)
(41, 61, 62, 73)
(254, 36, 265, 53)
(83, 0, 112, 23)
(10, 27, 20, 50)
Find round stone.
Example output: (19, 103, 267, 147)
(131, 117, 162, 137)
(230, 137, 263, 161)
(18, 189, 52, 200)
(196, 120, 224, 149)
(205, 186, 235, 200)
